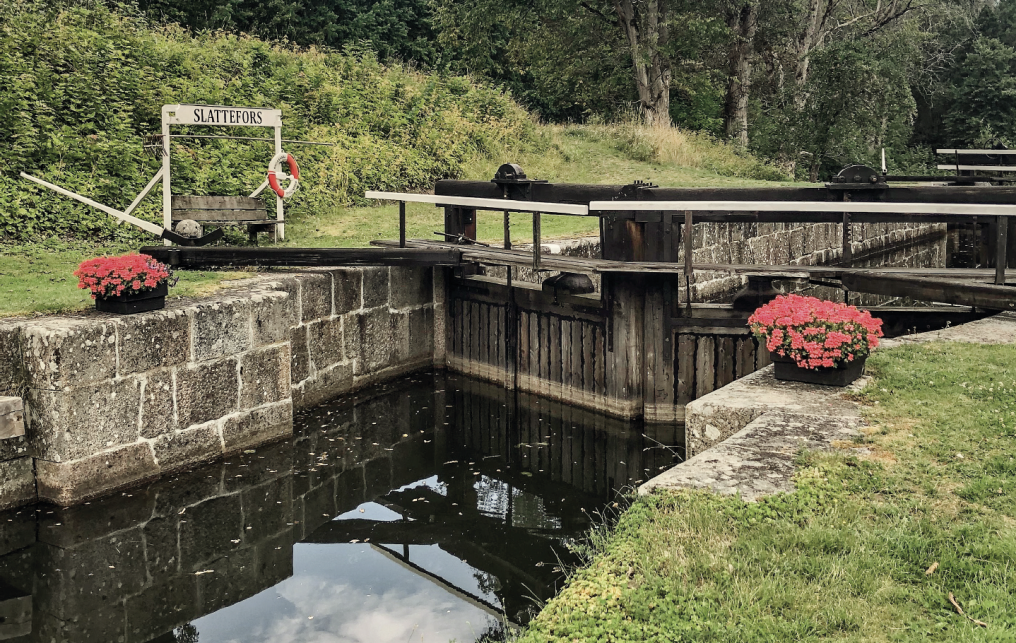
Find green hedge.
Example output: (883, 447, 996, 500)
(0, 1, 543, 242)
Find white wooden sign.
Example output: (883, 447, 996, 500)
(160, 104, 286, 242)
(161, 104, 283, 128)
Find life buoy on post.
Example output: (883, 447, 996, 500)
(267, 152, 300, 199)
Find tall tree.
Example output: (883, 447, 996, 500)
(723, 0, 758, 145)
(433, 0, 728, 126)
(614, 0, 672, 125)
(793, 0, 922, 89)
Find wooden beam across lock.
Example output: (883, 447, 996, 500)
(140, 246, 463, 268)
(839, 272, 1016, 311)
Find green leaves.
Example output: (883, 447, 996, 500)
(0, 1, 542, 242)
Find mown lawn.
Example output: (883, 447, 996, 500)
(0, 241, 251, 318)
(520, 342, 1016, 642)
(280, 124, 792, 249)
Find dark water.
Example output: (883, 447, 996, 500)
(0, 372, 682, 643)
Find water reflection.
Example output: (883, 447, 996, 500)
(0, 371, 682, 643)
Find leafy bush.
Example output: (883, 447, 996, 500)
(0, 0, 544, 242)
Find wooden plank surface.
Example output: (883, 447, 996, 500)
(550, 315, 562, 388)
(171, 209, 269, 221)
(695, 336, 716, 398)
(365, 190, 591, 216)
(377, 239, 1016, 284)
(736, 337, 756, 378)
(594, 325, 605, 396)
(643, 288, 661, 410)
(582, 322, 594, 395)
(495, 304, 504, 372)
(561, 319, 573, 391)
(479, 303, 489, 366)
(519, 310, 530, 375)
(936, 165, 1016, 172)
(677, 334, 696, 405)
(539, 314, 550, 385)
(717, 337, 736, 389)
(172, 195, 266, 210)
(469, 301, 479, 369)
(571, 320, 583, 396)
(452, 298, 462, 359)
(529, 313, 539, 386)
(590, 199, 1016, 216)
(144, 246, 461, 267)
(840, 272, 1016, 311)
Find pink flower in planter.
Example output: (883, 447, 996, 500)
(74, 254, 173, 300)
(748, 294, 883, 371)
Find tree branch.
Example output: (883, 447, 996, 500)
(861, 0, 920, 39)
(579, 1, 614, 26)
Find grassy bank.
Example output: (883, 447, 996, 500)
(522, 341, 1016, 641)
(0, 241, 251, 317)
(282, 122, 793, 249)
(0, 1, 793, 316)
(1, 121, 790, 317)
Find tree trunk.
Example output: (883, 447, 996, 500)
(724, 2, 758, 147)
(615, 0, 672, 126)
(797, 0, 825, 87)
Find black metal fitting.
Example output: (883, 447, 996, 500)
(616, 180, 659, 200)
(827, 164, 887, 189)
(491, 163, 547, 201)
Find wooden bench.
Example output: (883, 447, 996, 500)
(171, 196, 280, 242)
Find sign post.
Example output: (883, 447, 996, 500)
(161, 104, 286, 243)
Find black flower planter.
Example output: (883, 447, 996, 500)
(95, 282, 168, 315)
(770, 352, 866, 387)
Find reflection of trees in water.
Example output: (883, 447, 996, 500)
(475, 620, 521, 643)
(474, 568, 502, 594)
(174, 624, 199, 643)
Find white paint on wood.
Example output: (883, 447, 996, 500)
(937, 149, 1016, 155)
(935, 165, 1016, 172)
(365, 191, 591, 215)
(162, 104, 283, 128)
(589, 200, 1016, 216)
(19, 173, 167, 236)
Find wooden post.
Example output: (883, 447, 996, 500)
(997, 215, 1009, 285)
(684, 210, 693, 310)
(533, 212, 541, 270)
(399, 201, 406, 248)
(842, 211, 852, 267)
(504, 211, 511, 249)
(605, 276, 645, 417)
(444, 206, 476, 241)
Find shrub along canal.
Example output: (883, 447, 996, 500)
(0, 371, 681, 643)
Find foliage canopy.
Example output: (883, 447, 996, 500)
(0, 0, 542, 241)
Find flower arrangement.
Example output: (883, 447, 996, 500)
(748, 294, 883, 370)
(74, 253, 173, 300)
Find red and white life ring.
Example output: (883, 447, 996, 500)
(267, 152, 300, 199)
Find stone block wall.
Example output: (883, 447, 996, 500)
(0, 266, 441, 508)
(686, 221, 947, 301)
(481, 221, 945, 303)
(0, 442, 297, 643)
(288, 267, 437, 408)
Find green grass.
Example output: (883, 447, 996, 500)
(0, 241, 251, 318)
(0, 123, 795, 317)
(521, 342, 1016, 642)
(281, 124, 795, 249)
